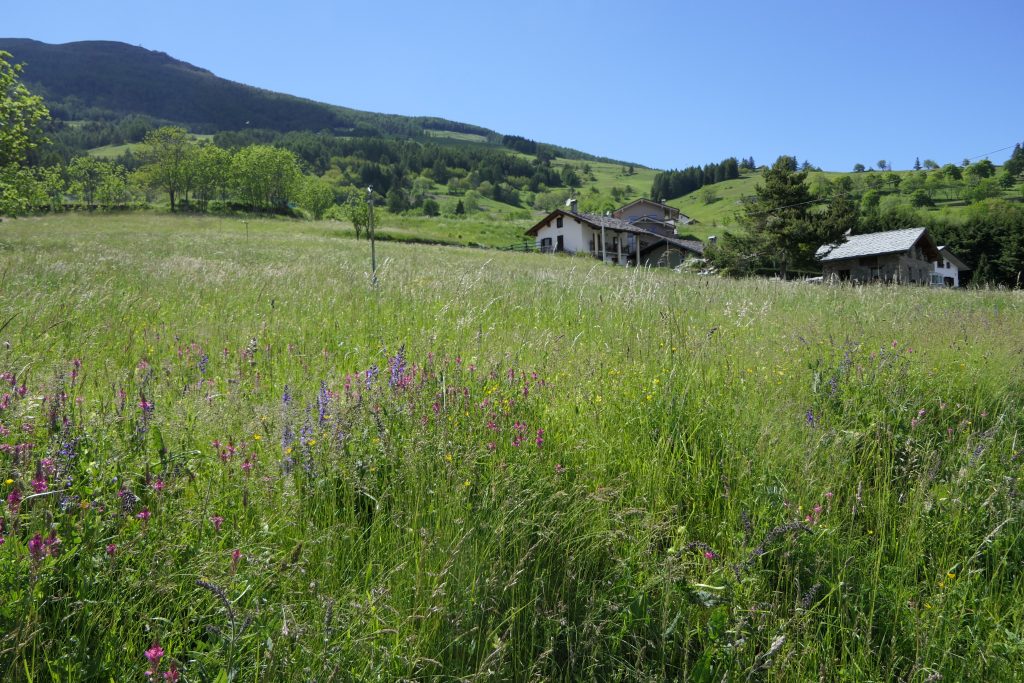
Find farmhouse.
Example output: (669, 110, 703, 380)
(612, 198, 697, 235)
(526, 200, 703, 267)
(931, 246, 969, 288)
(815, 227, 941, 284)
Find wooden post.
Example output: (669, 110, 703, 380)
(367, 186, 377, 286)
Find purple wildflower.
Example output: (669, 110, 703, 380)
(317, 382, 330, 424)
(389, 346, 406, 389)
(28, 533, 44, 562)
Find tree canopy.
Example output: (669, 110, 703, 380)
(0, 51, 50, 168)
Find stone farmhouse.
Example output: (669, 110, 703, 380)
(815, 227, 943, 284)
(526, 198, 703, 268)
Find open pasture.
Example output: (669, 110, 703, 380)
(1, 213, 1023, 680)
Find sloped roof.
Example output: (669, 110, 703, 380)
(938, 246, 970, 271)
(525, 209, 703, 254)
(526, 209, 653, 237)
(613, 198, 679, 219)
(816, 227, 939, 262)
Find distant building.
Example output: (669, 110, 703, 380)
(815, 227, 941, 284)
(612, 198, 697, 237)
(526, 200, 702, 267)
(931, 246, 969, 288)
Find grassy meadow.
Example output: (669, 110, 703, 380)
(1, 213, 1023, 680)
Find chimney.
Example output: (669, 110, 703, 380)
(570, 198, 578, 213)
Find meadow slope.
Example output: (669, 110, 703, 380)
(1, 214, 1023, 680)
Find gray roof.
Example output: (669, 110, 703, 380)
(525, 208, 704, 255)
(938, 246, 970, 271)
(816, 227, 932, 262)
(578, 213, 704, 255)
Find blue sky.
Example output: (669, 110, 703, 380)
(5, 0, 1023, 171)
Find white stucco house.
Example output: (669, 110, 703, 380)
(526, 201, 703, 267)
(931, 246, 969, 287)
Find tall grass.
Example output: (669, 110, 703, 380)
(0, 213, 1022, 680)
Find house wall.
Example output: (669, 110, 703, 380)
(614, 200, 677, 223)
(823, 250, 935, 284)
(933, 260, 960, 287)
(533, 215, 592, 254)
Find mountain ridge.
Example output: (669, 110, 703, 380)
(0, 38, 632, 165)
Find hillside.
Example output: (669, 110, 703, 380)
(667, 169, 1024, 238)
(0, 38, 624, 164)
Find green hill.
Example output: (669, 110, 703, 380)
(0, 38, 628, 166)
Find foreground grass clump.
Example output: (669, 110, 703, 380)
(1, 213, 1023, 680)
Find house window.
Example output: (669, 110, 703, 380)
(859, 256, 878, 267)
(945, 260, 951, 269)
(556, 216, 564, 228)
(540, 237, 552, 252)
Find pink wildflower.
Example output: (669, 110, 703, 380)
(7, 487, 22, 513)
(163, 663, 180, 682)
(31, 475, 47, 494)
(136, 508, 151, 522)
(554, 463, 566, 475)
(144, 643, 164, 666)
(703, 551, 716, 560)
(106, 543, 117, 556)
(210, 515, 224, 532)
(151, 479, 165, 492)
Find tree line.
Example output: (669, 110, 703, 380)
(650, 157, 741, 202)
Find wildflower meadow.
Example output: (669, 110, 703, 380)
(1, 213, 1023, 680)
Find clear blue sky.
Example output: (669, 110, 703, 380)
(5, 0, 1023, 171)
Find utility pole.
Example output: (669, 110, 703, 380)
(367, 186, 377, 286)
(602, 211, 609, 263)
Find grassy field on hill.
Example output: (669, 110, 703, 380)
(668, 170, 1024, 234)
(1, 214, 1023, 680)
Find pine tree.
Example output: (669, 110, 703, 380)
(730, 155, 824, 278)
(914, 157, 922, 171)
(1005, 143, 1024, 177)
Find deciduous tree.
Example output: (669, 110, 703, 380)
(0, 51, 50, 168)
(230, 144, 301, 211)
(141, 126, 193, 211)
